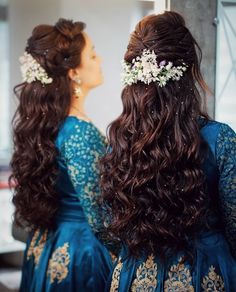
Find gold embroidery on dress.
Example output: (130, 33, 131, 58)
(68, 164, 79, 187)
(201, 266, 225, 292)
(47, 242, 70, 284)
(110, 257, 123, 292)
(164, 257, 194, 292)
(27, 229, 48, 266)
(62, 123, 108, 238)
(131, 254, 158, 292)
(27, 229, 40, 260)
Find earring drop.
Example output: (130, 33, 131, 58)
(74, 87, 82, 98)
(73, 77, 82, 99)
(74, 77, 81, 85)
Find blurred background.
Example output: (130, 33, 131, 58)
(0, 0, 235, 290)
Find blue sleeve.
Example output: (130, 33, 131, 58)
(216, 123, 236, 257)
(62, 122, 105, 235)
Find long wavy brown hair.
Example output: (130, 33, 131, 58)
(10, 18, 85, 230)
(100, 11, 210, 260)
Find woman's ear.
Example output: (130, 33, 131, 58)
(68, 68, 80, 82)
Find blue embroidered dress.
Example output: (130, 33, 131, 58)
(108, 120, 236, 292)
(20, 116, 113, 292)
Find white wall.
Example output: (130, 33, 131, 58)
(9, 0, 135, 132)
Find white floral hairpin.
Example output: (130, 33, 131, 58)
(121, 49, 187, 87)
(19, 52, 53, 85)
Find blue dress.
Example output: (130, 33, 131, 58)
(20, 116, 113, 292)
(108, 120, 236, 292)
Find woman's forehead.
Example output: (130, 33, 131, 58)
(82, 32, 94, 51)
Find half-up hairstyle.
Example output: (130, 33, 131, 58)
(100, 11, 210, 260)
(10, 18, 86, 230)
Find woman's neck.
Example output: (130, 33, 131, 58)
(68, 94, 91, 122)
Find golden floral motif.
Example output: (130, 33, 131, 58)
(27, 229, 40, 260)
(67, 164, 80, 187)
(27, 229, 48, 266)
(131, 254, 158, 292)
(201, 266, 225, 292)
(47, 242, 70, 284)
(110, 257, 123, 292)
(164, 257, 194, 292)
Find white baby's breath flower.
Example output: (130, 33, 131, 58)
(166, 62, 173, 71)
(19, 52, 53, 85)
(121, 49, 187, 87)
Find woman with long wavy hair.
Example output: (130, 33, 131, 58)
(10, 18, 113, 291)
(100, 11, 236, 291)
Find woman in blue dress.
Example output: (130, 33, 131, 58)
(100, 11, 236, 291)
(10, 18, 113, 291)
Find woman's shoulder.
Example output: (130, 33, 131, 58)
(56, 116, 106, 149)
(55, 116, 91, 147)
(200, 118, 236, 160)
(200, 118, 235, 140)
(200, 118, 222, 131)
(60, 116, 94, 136)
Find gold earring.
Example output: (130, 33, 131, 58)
(73, 77, 82, 98)
(74, 77, 81, 85)
(74, 86, 82, 98)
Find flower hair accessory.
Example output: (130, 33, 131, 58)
(19, 52, 53, 85)
(121, 49, 187, 87)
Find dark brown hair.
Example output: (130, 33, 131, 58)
(100, 11, 210, 260)
(10, 18, 85, 230)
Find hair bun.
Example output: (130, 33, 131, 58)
(55, 18, 85, 41)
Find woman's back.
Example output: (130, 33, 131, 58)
(109, 119, 236, 291)
(100, 11, 236, 291)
